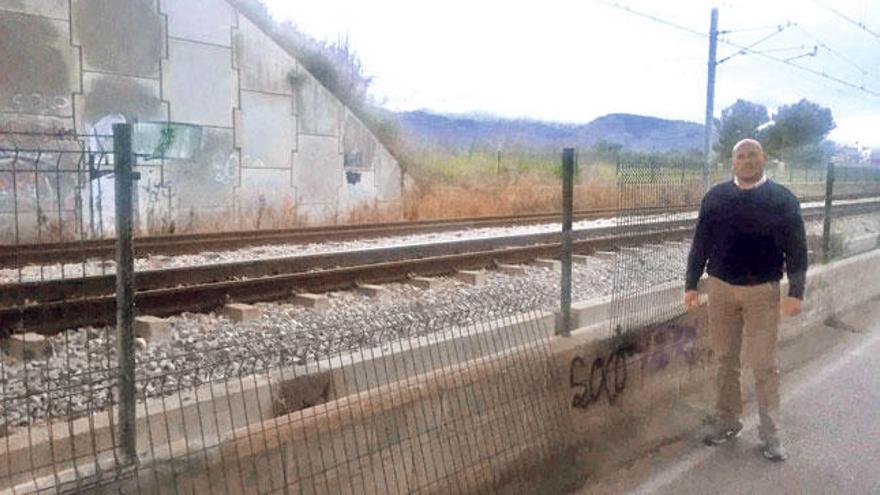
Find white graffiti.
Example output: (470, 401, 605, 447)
(211, 152, 238, 185)
(210, 152, 265, 185)
(10, 93, 71, 114)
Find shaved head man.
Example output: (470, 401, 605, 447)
(731, 138, 767, 186)
(684, 138, 807, 462)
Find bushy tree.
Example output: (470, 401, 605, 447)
(714, 99, 770, 163)
(761, 99, 836, 166)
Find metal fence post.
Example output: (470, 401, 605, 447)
(822, 160, 835, 264)
(112, 123, 137, 464)
(558, 148, 575, 336)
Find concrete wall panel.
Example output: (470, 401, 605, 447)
(295, 202, 337, 224)
(337, 169, 377, 214)
(239, 168, 295, 210)
(0, 0, 68, 19)
(74, 73, 166, 131)
(2, 0, 401, 230)
(162, 39, 236, 127)
(237, 15, 297, 95)
(164, 127, 237, 212)
(238, 91, 295, 168)
(160, 0, 235, 47)
(71, 0, 162, 78)
(0, 114, 73, 136)
(375, 147, 402, 202)
(342, 110, 377, 169)
(293, 134, 342, 205)
(296, 74, 341, 136)
(0, 12, 78, 117)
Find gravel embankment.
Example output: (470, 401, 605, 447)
(1, 244, 691, 428)
(1, 209, 877, 429)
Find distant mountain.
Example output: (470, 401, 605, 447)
(396, 110, 705, 153)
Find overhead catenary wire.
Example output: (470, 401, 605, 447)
(594, 0, 880, 97)
(794, 24, 872, 76)
(718, 37, 879, 96)
(720, 23, 793, 34)
(812, 0, 880, 44)
(717, 23, 791, 64)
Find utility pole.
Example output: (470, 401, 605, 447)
(703, 7, 719, 191)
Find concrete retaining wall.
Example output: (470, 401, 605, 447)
(0, 0, 403, 239)
(8, 247, 880, 493)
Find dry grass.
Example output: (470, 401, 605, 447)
(403, 173, 619, 220)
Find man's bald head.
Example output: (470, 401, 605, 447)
(732, 138, 764, 155)
(731, 138, 767, 186)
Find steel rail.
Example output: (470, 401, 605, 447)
(0, 190, 870, 266)
(1, 199, 877, 335)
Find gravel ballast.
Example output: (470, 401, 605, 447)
(1, 209, 878, 431)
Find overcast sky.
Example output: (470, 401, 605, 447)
(264, 0, 880, 146)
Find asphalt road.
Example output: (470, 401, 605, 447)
(576, 301, 880, 495)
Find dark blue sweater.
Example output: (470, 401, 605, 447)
(685, 179, 807, 299)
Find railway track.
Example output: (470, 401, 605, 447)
(0, 191, 871, 267)
(1, 198, 878, 335)
(0, 205, 675, 267)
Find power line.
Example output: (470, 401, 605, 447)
(718, 37, 880, 96)
(795, 25, 872, 76)
(593, 0, 705, 38)
(720, 23, 791, 34)
(717, 23, 790, 64)
(594, 0, 880, 97)
(812, 0, 880, 43)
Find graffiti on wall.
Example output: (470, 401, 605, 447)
(210, 152, 238, 185)
(210, 152, 272, 186)
(10, 93, 71, 115)
(569, 321, 706, 411)
(570, 343, 635, 410)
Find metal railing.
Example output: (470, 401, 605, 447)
(0, 142, 877, 493)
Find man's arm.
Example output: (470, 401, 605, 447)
(686, 197, 711, 292)
(783, 196, 808, 300)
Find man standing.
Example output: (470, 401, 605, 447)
(684, 138, 807, 462)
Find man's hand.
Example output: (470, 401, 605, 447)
(782, 297, 802, 317)
(684, 290, 701, 312)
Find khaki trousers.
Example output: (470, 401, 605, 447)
(707, 276, 781, 442)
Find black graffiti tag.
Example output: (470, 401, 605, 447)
(570, 344, 634, 410)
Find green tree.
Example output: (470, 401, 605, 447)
(761, 99, 836, 166)
(714, 99, 770, 163)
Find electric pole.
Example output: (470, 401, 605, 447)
(703, 7, 719, 191)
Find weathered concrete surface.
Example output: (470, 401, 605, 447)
(0, 312, 554, 492)
(296, 73, 341, 136)
(291, 293, 329, 309)
(72, 0, 163, 78)
(133, 315, 171, 342)
(1, 0, 403, 236)
(0, 11, 78, 117)
(239, 167, 295, 219)
(222, 303, 261, 322)
(7, 248, 880, 493)
(374, 145, 403, 204)
(237, 91, 296, 168)
(1, 333, 54, 361)
(162, 39, 236, 127)
(236, 14, 298, 95)
(576, 300, 880, 495)
(0, 0, 68, 19)
(161, 0, 236, 47)
(75, 72, 166, 131)
(163, 127, 238, 220)
(293, 134, 343, 209)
